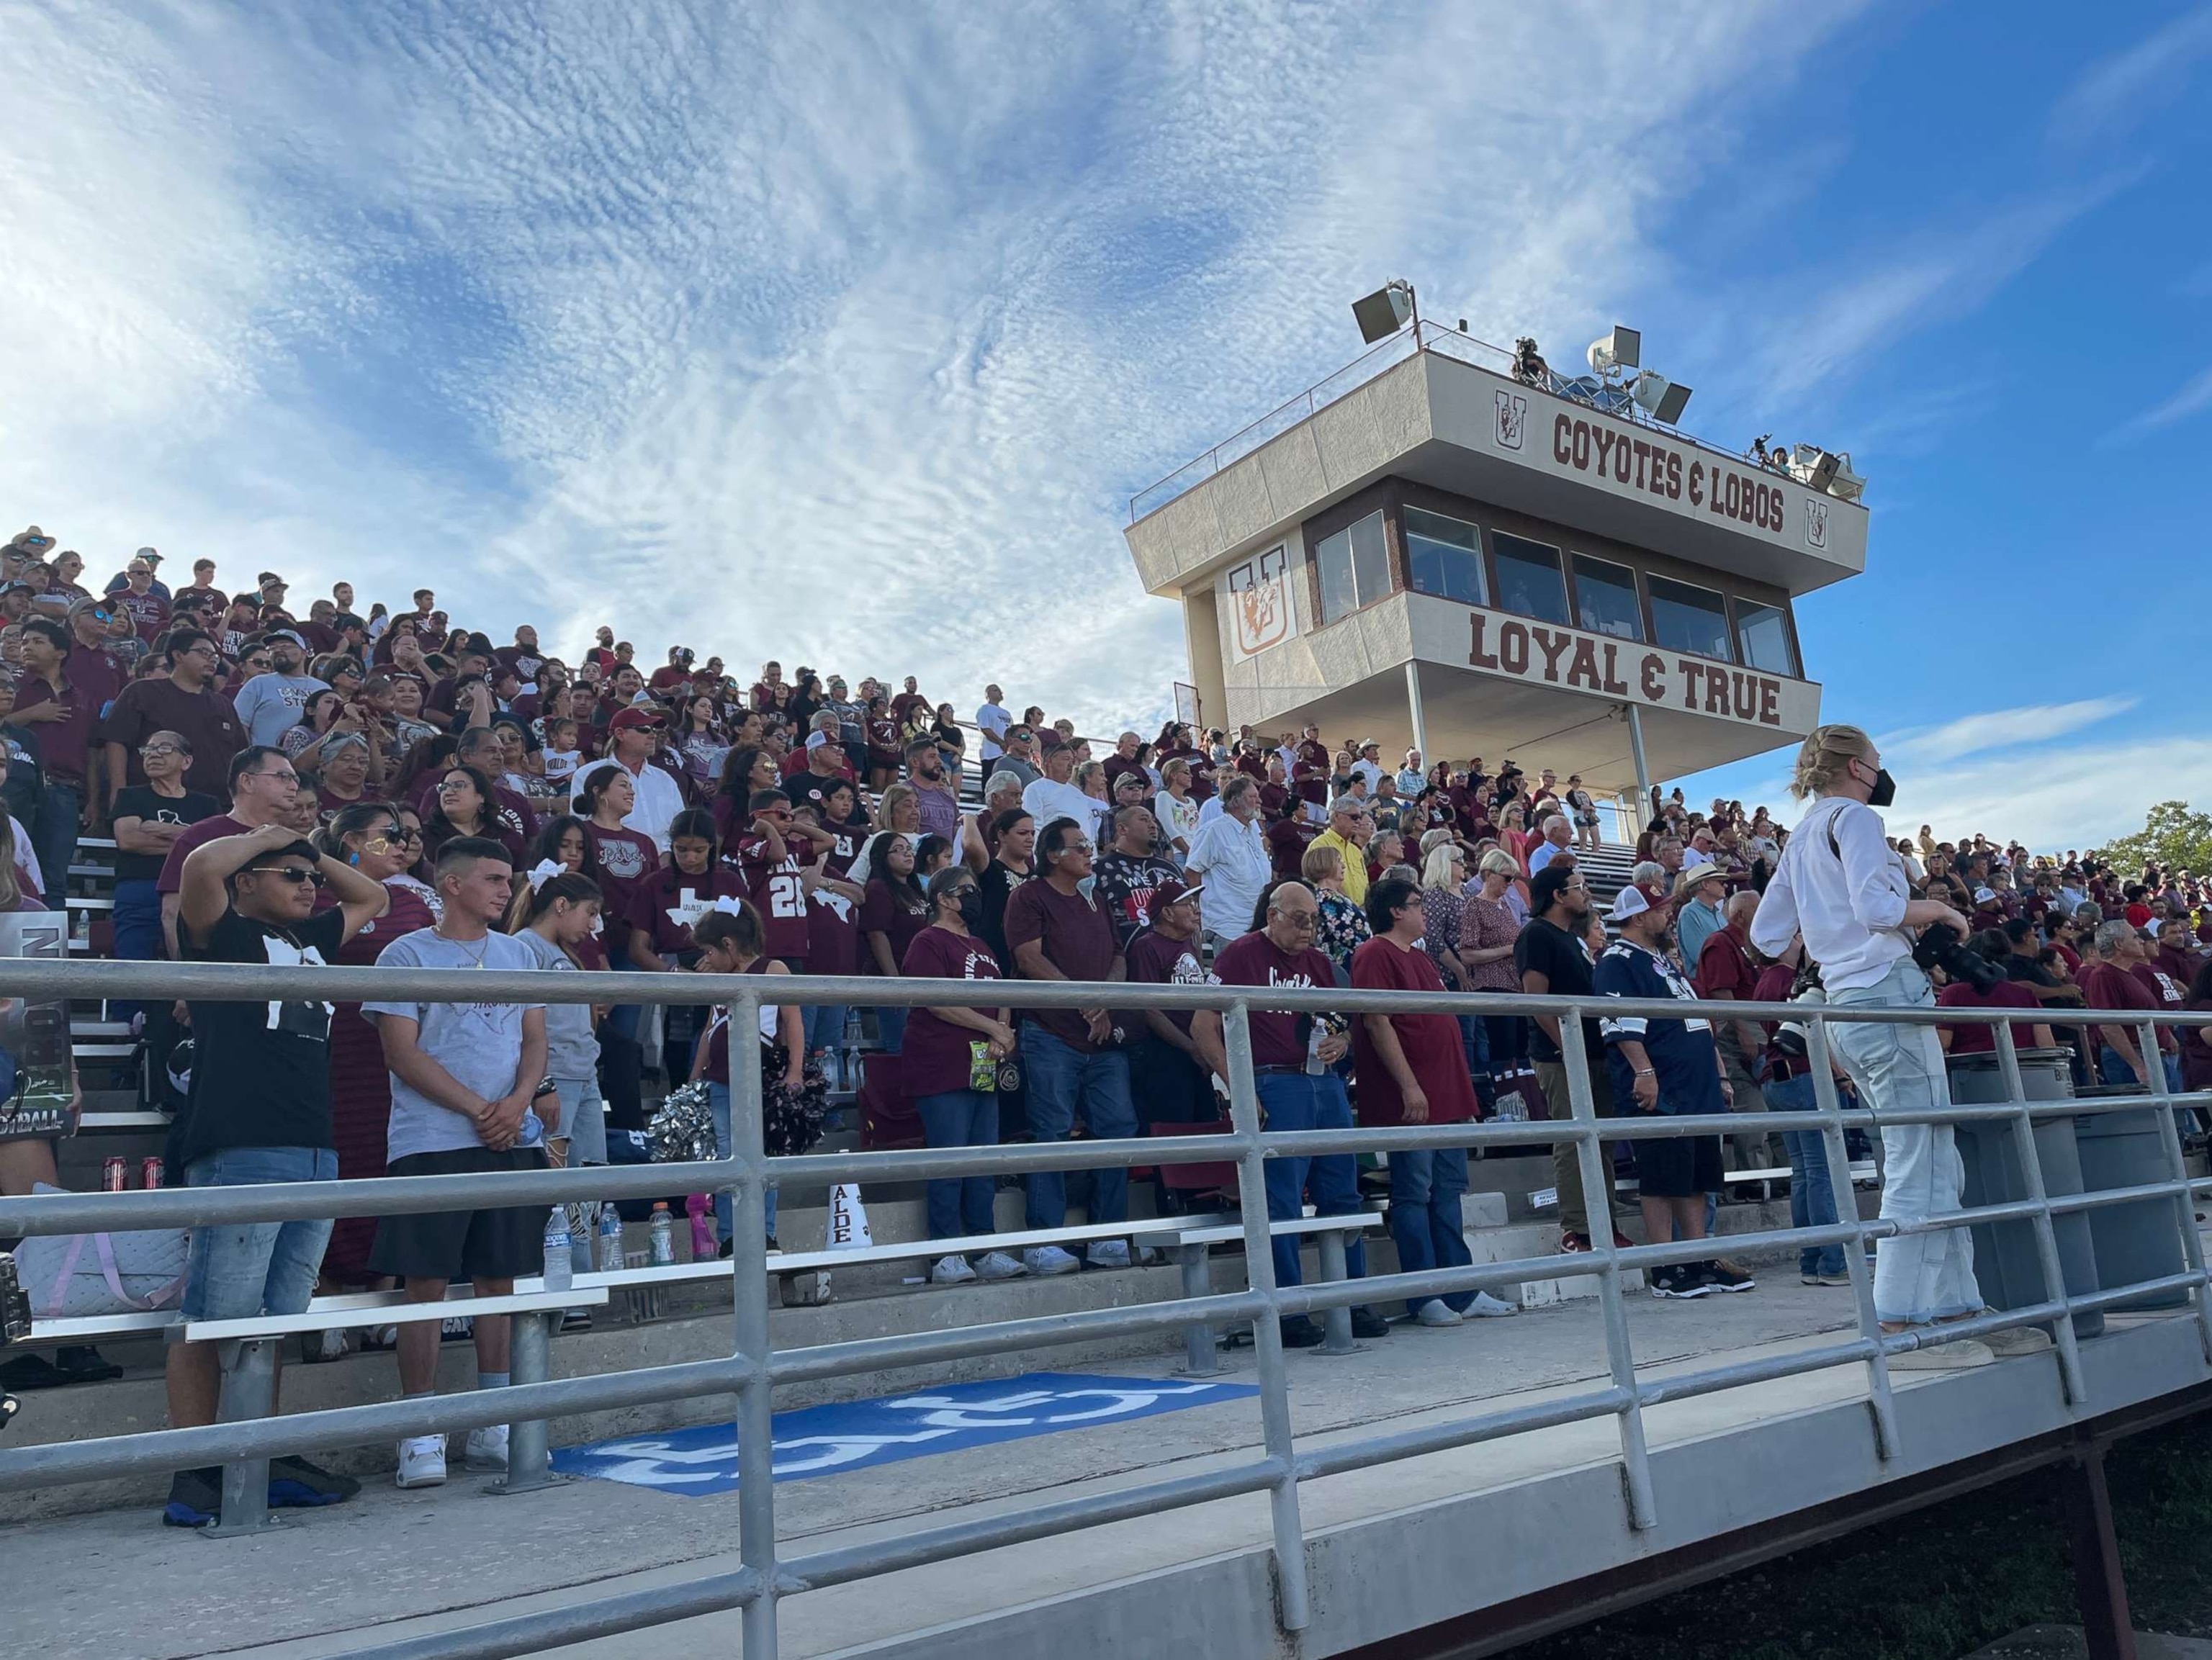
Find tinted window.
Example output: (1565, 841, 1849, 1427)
(1313, 512, 1390, 624)
(1491, 533, 1568, 626)
(1735, 600, 1797, 675)
(1404, 508, 1485, 607)
(1571, 555, 1642, 640)
(1649, 575, 1734, 661)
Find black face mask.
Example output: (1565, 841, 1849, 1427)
(1865, 767, 1897, 808)
(955, 889, 985, 932)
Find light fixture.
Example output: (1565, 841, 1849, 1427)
(1352, 280, 1416, 344)
(1827, 452, 1865, 502)
(1586, 325, 1641, 375)
(1631, 372, 1691, 425)
(1791, 446, 1841, 492)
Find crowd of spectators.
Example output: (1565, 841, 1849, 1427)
(4, 522, 2211, 1510)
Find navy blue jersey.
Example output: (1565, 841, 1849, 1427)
(1593, 939, 1725, 1116)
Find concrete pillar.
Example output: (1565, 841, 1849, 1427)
(1624, 703, 1653, 814)
(1404, 662, 1429, 766)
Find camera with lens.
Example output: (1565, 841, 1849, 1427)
(1912, 923, 2006, 995)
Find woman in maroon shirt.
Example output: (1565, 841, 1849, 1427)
(900, 867, 1021, 1282)
(860, 832, 930, 1054)
(581, 764, 665, 1129)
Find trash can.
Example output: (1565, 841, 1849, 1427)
(1947, 1050, 2103, 1340)
(2073, 1083, 2189, 1312)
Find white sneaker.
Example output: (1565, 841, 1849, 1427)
(1466, 1290, 1519, 1318)
(1890, 1338, 1995, 1370)
(395, 1435, 447, 1488)
(975, 1251, 1027, 1281)
(306, 1327, 348, 1363)
(1025, 1245, 1081, 1276)
(463, 1423, 509, 1472)
(1087, 1240, 1131, 1270)
(930, 1254, 978, 1286)
(1414, 1299, 1462, 1327)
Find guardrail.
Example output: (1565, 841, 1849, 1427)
(4, 959, 2210, 1660)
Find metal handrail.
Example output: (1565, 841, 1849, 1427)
(3, 962, 2208, 1659)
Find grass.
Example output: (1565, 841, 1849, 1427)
(1502, 1411, 2212, 1660)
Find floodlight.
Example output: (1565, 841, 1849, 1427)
(1630, 372, 1691, 425)
(1792, 446, 1841, 492)
(1827, 452, 1865, 503)
(1586, 325, 1641, 374)
(1352, 281, 1415, 344)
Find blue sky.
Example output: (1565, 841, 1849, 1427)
(3, 1, 2206, 849)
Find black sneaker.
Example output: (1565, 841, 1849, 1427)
(1650, 1265, 1712, 1300)
(1349, 1308, 1390, 1340)
(268, 1455, 361, 1509)
(1699, 1260, 1756, 1294)
(163, 1466, 222, 1528)
(1278, 1317, 1327, 1348)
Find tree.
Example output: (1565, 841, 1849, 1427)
(2092, 801, 2212, 878)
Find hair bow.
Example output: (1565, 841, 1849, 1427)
(527, 859, 562, 893)
(707, 896, 747, 916)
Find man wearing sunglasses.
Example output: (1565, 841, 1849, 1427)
(161, 820, 387, 1528)
(569, 705, 683, 850)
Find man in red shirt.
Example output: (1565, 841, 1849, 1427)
(1192, 880, 1389, 1348)
(647, 646, 693, 695)
(1291, 724, 1330, 824)
(62, 597, 126, 715)
(12, 617, 102, 903)
(1121, 876, 1221, 1143)
(1693, 890, 1778, 1173)
(1003, 815, 1136, 1274)
(890, 677, 930, 729)
(1100, 731, 1147, 794)
(2077, 920, 2178, 1091)
(1353, 875, 1512, 1326)
(114, 557, 171, 644)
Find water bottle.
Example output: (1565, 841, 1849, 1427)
(648, 1202, 677, 1267)
(542, 1209, 573, 1294)
(686, 1193, 716, 1260)
(597, 1204, 625, 1273)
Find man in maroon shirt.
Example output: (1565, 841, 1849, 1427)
(729, 788, 829, 967)
(12, 617, 102, 903)
(63, 597, 126, 715)
(1122, 877, 1218, 1139)
(890, 676, 930, 729)
(1192, 881, 1389, 1348)
(2077, 920, 2178, 1091)
(1002, 813, 1135, 1273)
(1264, 795, 1318, 880)
(154, 746, 301, 955)
(99, 628, 243, 805)
(114, 557, 171, 644)
(1352, 876, 1497, 1326)
(1694, 890, 1780, 1173)
(1292, 724, 1330, 824)
(1100, 731, 1148, 795)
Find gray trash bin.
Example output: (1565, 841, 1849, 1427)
(2073, 1083, 2188, 1312)
(1947, 1050, 2103, 1340)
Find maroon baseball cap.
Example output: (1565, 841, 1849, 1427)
(608, 706, 664, 731)
(1150, 875, 1203, 913)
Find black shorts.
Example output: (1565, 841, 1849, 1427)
(368, 1147, 550, 1283)
(1631, 1126, 1722, 1199)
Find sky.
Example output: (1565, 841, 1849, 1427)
(4, 1, 2208, 850)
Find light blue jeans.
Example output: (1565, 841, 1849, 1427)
(1829, 960, 1980, 1325)
(1765, 1073, 1845, 1278)
(181, 1147, 338, 1322)
(706, 1081, 778, 1247)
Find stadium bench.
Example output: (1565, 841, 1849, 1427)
(1133, 1212, 1385, 1371)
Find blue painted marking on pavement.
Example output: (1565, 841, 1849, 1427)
(549, 1371, 1258, 1495)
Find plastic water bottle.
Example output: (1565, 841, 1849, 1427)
(686, 1194, 716, 1260)
(597, 1204, 625, 1273)
(542, 1209, 573, 1294)
(648, 1203, 677, 1267)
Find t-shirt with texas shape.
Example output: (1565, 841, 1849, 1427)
(1209, 932, 1337, 1068)
(175, 905, 347, 1165)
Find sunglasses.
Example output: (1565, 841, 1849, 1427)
(246, 865, 325, 888)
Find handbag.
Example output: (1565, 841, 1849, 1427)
(12, 1184, 188, 1320)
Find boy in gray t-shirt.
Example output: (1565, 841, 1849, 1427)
(364, 927, 548, 1160)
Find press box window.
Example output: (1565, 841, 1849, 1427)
(1403, 508, 1486, 607)
(1490, 533, 1569, 626)
(1648, 574, 1734, 661)
(1313, 511, 1390, 625)
(1735, 599, 1798, 676)
(1570, 554, 1642, 640)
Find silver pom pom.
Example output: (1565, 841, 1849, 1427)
(646, 1080, 719, 1164)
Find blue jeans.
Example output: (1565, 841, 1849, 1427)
(916, 1088, 998, 1239)
(1020, 1027, 1135, 1230)
(1829, 960, 1979, 1325)
(2099, 1045, 2182, 1093)
(1388, 1146, 1471, 1314)
(1766, 1073, 1844, 1277)
(180, 1147, 338, 1321)
(30, 777, 81, 910)
(110, 877, 163, 1024)
(804, 1003, 848, 1056)
(1254, 1072, 1368, 1292)
(1457, 1014, 1491, 1084)
(873, 1005, 908, 1055)
(706, 1082, 777, 1247)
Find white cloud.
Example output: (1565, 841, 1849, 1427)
(4, 1, 1883, 735)
(1879, 738, 2212, 854)
(1883, 697, 2139, 765)
(2113, 362, 2212, 438)
(2048, 4, 2212, 148)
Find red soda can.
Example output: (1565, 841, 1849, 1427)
(102, 1158, 127, 1192)
(141, 1158, 164, 1191)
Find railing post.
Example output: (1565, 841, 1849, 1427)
(1804, 1017, 1899, 1461)
(1223, 1001, 1311, 1633)
(1993, 1024, 2087, 1403)
(1558, 1011, 1655, 1530)
(729, 990, 781, 1658)
(2136, 1018, 2212, 1365)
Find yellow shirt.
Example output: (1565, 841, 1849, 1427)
(1311, 827, 1369, 906)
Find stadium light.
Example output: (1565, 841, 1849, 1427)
(1631, 372, 1692, 425)
(1352, 280, 1417, 345)
(1586, 325, 1641, 374)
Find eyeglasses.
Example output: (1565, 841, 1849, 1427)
(246, 866, 325, 888)
(437, 778, 474, 793)
(138, 744, 184, 758)
(1272, 910, 1318, 929)
(246, 768, 299, 785)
